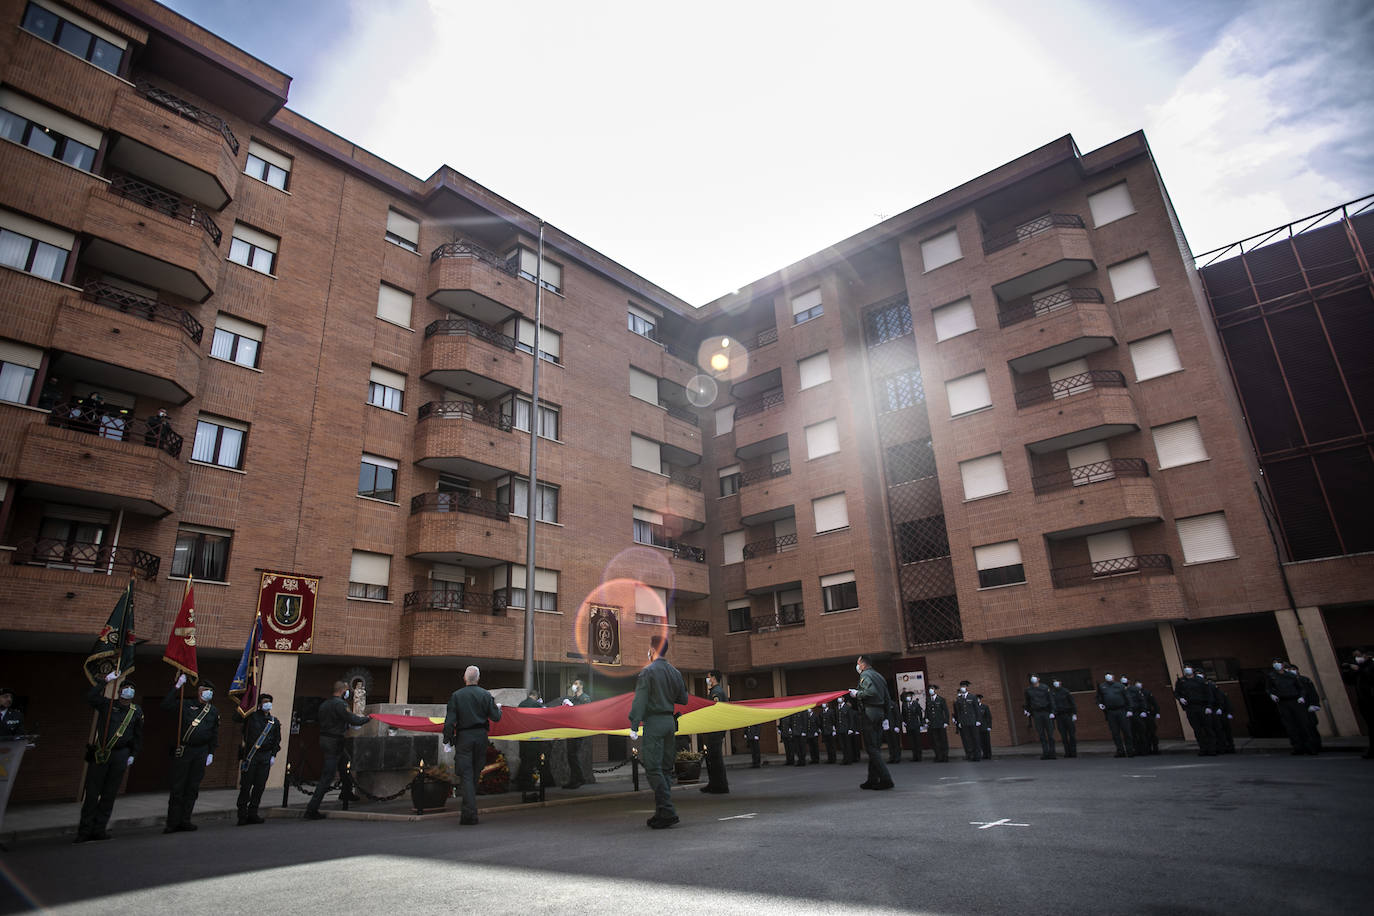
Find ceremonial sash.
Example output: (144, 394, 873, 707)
(95, 704, 137, 764)
(241, 717, 275, 771)
(176, 704, 212, 757)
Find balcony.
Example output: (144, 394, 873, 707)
(413, 401, 521, 479)
(81, 280, 203, 344)
(106, 91, 236, 209)
(741, 327, 778, 351)
(734, 388, 784, 419)
(106, 173, 222, 246)
(1015, 370, 1126, 410)
(399, 596, 521, 658)
(420, 318, 526, 398)
(1032, 458, 1149, 495)
(0, 540, 163, 637)
(134, 81, 239, 156)
(739, 460, 793, 526)
(743, 533, 797, 559)
(406, 493, 521, 563)
(739, 458, 791, 487)
(998, 287, 1104, 328)
(82, 182, 222, 302)
(751, 606, 805, 632)
(402, 589, 506, 616)
(1051, 553, 1173, 588)
(9, 537, 161, 579)
(630, 467, 706, 527)
(983, 213, 1095, 302)
(634, 522, 706, 562)
(410, 491, 508, 522)
(427, 240, 529, 323)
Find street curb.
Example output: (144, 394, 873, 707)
(265, 788, 647, 823)
(1, 805, 239, 847)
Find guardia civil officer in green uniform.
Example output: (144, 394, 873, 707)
(442, 665, 502, 826)
(629, 634, 688, 829)
(75, 672, 143, 843)
(851, 655, 894, 790)
(163, 673, 219, 832)
(305, 681, 374, 819)
(236, 693, 281, 825)
(700, 669, 729, 794)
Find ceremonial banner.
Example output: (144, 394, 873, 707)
(895, 669, 926, 711)
(588, 604, 620, 665)
(230, 615, 262, 715)
(256, 571, 318, 653)
(83, 579, 136, 685)
(162, 579, 199, 682)
(371, 689, 849, 741)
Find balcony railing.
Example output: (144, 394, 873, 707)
(1032, 458, 1150, 495)
(664, 403, 699, 427)
(46, 399, 183, 458)
(676, 618, 710, 636)
(10, 538, 160, 579)
(983, 212, 1086, 255)
(82, 280, 204, 343)
(752, 606, 804, 631)
(666, 466, 702, 492)
(635, 522, 706, 562)
(416, 400, 514, 431)
(428, 238, 520, 276)
(424, 316, 517, 351)
(739, 459, 790, 487)
(410, 490, 509, 522)
(997, 287, 1104, 328)
(1014, 370, 1126, 410)
(734, 388, 785, 419)
(135, 80, 239, 154)
(107, 173, 222, 246)
(742, 532, 798, 559)
(402, 589, 506, 615)
(1051, 553, 1173, 588)
(741, 327, 778, 351)
(662, 338, 697, 364)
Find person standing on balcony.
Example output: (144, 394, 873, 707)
(851, 655, 894, 790)
(559, 679, 591, 788)
(1050, 678, 1078, 758)
(144, 408, 172, 449)
(629, 635, 688, 829)
(699, 670, 729, 794)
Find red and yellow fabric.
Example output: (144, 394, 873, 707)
(370, 689, 847, 741)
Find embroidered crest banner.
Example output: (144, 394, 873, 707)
(588, 604, 620, 666)
(256, 571, 319, 653)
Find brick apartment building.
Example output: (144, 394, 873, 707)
(1, 0, 1369, 802)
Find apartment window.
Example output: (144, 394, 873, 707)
(791, 288, 823, 325)
(798, 351, 831, 390)
(0, 210, 71, 282)
(0, 90, 100, 171)
(506, 245, 562, 293)
(244, 140, 291, 190)
(718, 464, 741, 497)
(865, 299, 913, 345)
(497, 476, 559, 522)
(805, 418, 840, 460)
(1129, 332, 1183, 382)
(1177, 512, 1237, 564)
(974, 540, 1025, 588)
(632, 506, 664, 545)
(946, 370, 992, 416)
(877, 369, 924, 412)
(21, 1, 127, 74)
(1108, 254, 1159, 302)
(367, 365, 405, 412)
(228, 223, 278, 275)
(498, 565, 558, 611)
(723, 530, 745, 565)
(358, 454, 397, 502)
(191, 415, 246, 469)
(813, 493, 849, 534)
(777, 589, 804, 624)
(920, 228, 962, 272)
(628, 303, 658, 340)
(499, 393, 559, 439)
(348, 550, 390, 600)
(172, 525, 232, 581)
(715, 405, 734, 436)
(376, 283, 413, 328)
(630, 366, 660, 404)
(886, 438, 937, 484)
(1087, 529, 1135, 573)
(504, 316, 561, 363)
(959, 453, 1008, 500)
(385, 208, 419, 252)
(1088, 182, 1135, 228)
(727, 599, 752, 633)
(0, 340, 42, 405)
(932, 297, 976, 342)
(821, 571, 858, 613)
(210, 314, 263, 369)
(1152, 418, 1208, 469)
(630, 434, 662, 474)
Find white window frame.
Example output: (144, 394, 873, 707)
(920, 228, 962, 272)
(805, 418, 840, 460)
(812, 493, 849, 534)
(385, 208, 419, 252)
(210, 314, 263, 369)
(932, 297, 977, 342)
(791, 288, 823, 325)
(348, 550, 391, 601)
(1177, 512, 1237, 565)
(1088, 182, 1135, 228)
(376, 283, 413, 329)
(959, 453, 1008, 501)
(191, 415, 247, 469)
(798, 351, 832, 390)
(945, 370, 992, 417)
(1108, 254, 1159, 302)
(245, 140, 291, 190)
(1129, 332, 1183, 382)
(228, 223, 278, 275)
(367, 365, 406, 412)
(1151, 418, 1209, 469)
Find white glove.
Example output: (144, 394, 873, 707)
(1024, 710, 1031, 717)
(105, 671, 119, 683)
(975, 722, 981, 727)
(1126, 711, 1134, 717)
(1179, 698, 1188, 706)
(1270, 694, 1279, 703)
(901, 725, 907, 734)
(1098, 704, 1106, 710)
(1203, 709, 1212, 715)
(1297, 697, 1306, 705)
(881, 720, 889, 731)
(206, 754, 214, 765)
(270, 756, 276, 765)
(495, 701, 502, 709)
(127, 756, 134, 766)
(1225, 714, 1232, 720)
(443, 744, 453, 753)
(1310, 707, 1320, 713)
(1155, 714, 1160, 719)
(628, 728, 639, 740)
(848, 688, 858, 697)
(1072, 715, 1078, 721)
(562, 698, 574, 706)
(920, 725, 928, 733)
(1049, 713, 1055, 719)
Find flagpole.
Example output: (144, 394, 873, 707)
(103, 578, 135, 751)
(177, 575, 192, 738)
(522, 221, 545, 694)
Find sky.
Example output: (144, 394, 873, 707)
(163, 0, 1374, 305)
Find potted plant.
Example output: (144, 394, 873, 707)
(410, 760, 454, 814)
(674, 749, 703, 783)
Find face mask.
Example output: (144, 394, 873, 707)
(1135, 682, 1142, 688)
(1104, 675, 1114, 683)
(1273, 662, 1283, 671)
(1052, 681, 1061, 688)
(200, 690, 213, 702)
(1029, 678, 1038, 685)
(120, 687, 135, 700)
(929, 690, 936, 697)
(855, 664, 862, 674)
(262, 702, 273, 712)
(1357, 657, 1368, 665)
(1183, 668, 1193, 676)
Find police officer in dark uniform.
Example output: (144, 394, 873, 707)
(807, 704, 823, 764)
(791, 709, 809, 767)
(820, 700, 838, 763)
(236, 693, 281, 825)
(629, 634, 689, 829)
(1289, 664, 1322, 753)
(954, 682, 981, 762)
(700, 670, 730, 793)
(1023, 675, 1056, 759)
(0, 686, 24, 737)
(1343, 649, 1374, 759)
(1123, 674, 1147, 756)
(1096, 672, 1134, 757)
(743, 723, 762, 767)
(1050, 678, 1077, 757)
(834, 698, 853, 763)
(1174, 666, 1217, 756)
(926, 685, 951, 762)
(853, 655, 894, 790)
(901, 691, 925, 762)
(75, 673, 142, 842)
(516, 690, 553, 790)
(976, 694, 993, 760)
(1265, 659, 1315, 755)
(779, 711, 796, 765)
(884, 696, 902, 764)
(843, 695, 863, 763)
(1208, 681, 1235, 754)
(1140, 681, 1162, 755)
(162, 674, 220, 832)
(305, 680, 373, 819)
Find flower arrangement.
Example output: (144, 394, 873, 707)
(675, 749, 702, 763)
(411, 760, 456, 784)
(479, 743, 510, 794)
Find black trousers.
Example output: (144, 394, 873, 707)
(1359, 697, 1374, 757)
(886, 729, 902, 764)
(454, 728, 486, 819)
(166, 745, 209, 827)
(1275, 700, 1317, 754)
(1031, 712, 1056, 757)
(910, 730, 923, 762)
(1104, 709, 1134, 755)
(930, 726, 950, 762)
(850, 733, 863, 762)
(703, 730, 729, 789)
(1184, 706, 1216, 755)
(236, 757, 271, 817)
(959, 724, 981, 761)
(979, 728, 992, 760)
(1215, 715, 1234, 753)
(78, 748, 130, 838)
(749, 738, 761, 767)
(807, 735, 820, 764)
(1056, 716, 1077, 756)
(1130, 715, 1149, 755)
(790, 734, 808, 766)
(822, 733, 836, 763)
(1145, 716, 1160, 754)
(307, 739, 353, 814)
(783, 735, 795, 765)
(862, 716, 892, 786)
(565, 737, 586, 785)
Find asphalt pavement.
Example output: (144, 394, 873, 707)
(2, 749, 1370, 915)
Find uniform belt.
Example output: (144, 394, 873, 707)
(458, 724, 487, 731)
